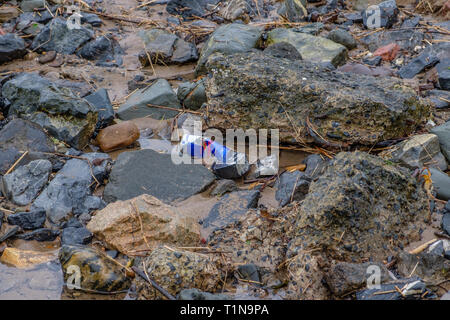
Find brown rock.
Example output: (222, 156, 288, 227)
(96, 121, 140, 152)
(38, 51, 57, 64)
(0, 6, 20, 23)
(373, 43, 400, 61)
(0, 247, 57, 268)
(86, 194, 201, 255)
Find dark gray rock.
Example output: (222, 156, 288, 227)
(431, 121, 450, 163)
(343, 12, 362, 23)
(401, 16, 421, 28)
(177, 79, 206, 110)
(397, 252, 450, 283)
(195, 23, 263, 75)
(103, 149, 216, 204)
(304, 154, 328, 180)
(166, 0, 221, 20)
(31, 18, 93, 54)
(178, 288, 229, 300)
(285, 0, 307, 22)
(79, 35, 123, 67)
(326, 262, 391, 297)
(81, 13, 102, 27)
(429, 168, 450, 201)
(398, 51, 439, 79)
(0, 119, 56, 175)
(31, 158, 101, 224)
(171, 38, 199, 64)
(275, 171, 310, 207)
(62, 218, 83, 229)
(210, 179, 238, 197)
(237, 264, 260, 283)
(61, 227, 93, 245)
(0, 226, 20, 243)
(362, 0, 398, 29)
(327, 29, 357, 50)
(443, 213, 450, 236)
(431, 121, 450, 162)
(138, 29, 197, 66)
(427, 90, 449, 109)
(356, 278, 427, 300)
(16, 228, 60, 241)
(385, 134, 447, 171)
(264, 42, 303, 61)
(84, 88, 114, 129)
(361, 29, 424, 52)
(2, 159, 52, 206)
(117, 79, 181, 120)
(363, 56, 382, 66)
(212, 153, 250, 179)
(2, 73, 97, 149)
(7, 210, 46, 230)
(0, 33, 27, 64)
(202, 190, 259, 229)
(292, 22, 324, 36)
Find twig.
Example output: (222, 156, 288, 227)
(131, 266, 176, 300)
(5, 151, 29, 175)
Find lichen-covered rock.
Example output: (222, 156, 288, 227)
(208, 208, 296, 274)
(204, 51, 432, 146)
(59, 245, 131, 293)
(87, 194, 201, 256)
(2, 73, 98, 149)
(266, 28, 347, 67)
(136, 246, 224, 298)
(294, 151, 429, 262)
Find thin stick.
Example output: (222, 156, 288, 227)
(5, 151, 29, 175)
(132, 266, 176, 300)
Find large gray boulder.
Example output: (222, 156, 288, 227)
(195, 23, 263, 75)
(203, 51, 432, 146)
(293, 152, 429, 262)
(103, 149, 216, 204)
(2, 73, 98, 149)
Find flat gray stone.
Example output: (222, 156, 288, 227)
(103, 149, 216, 204)
(117, 79, 181, 120)
(431, 121, 450, 163)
